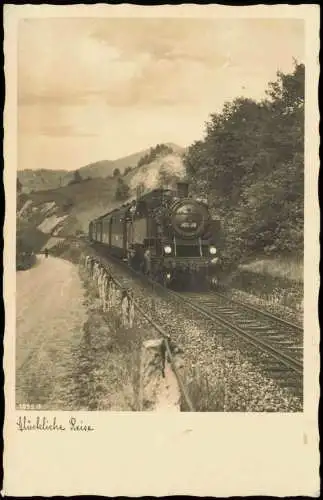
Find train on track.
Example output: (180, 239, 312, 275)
(88, 181, 222, 287)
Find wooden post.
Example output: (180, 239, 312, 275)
(120, 289, 135, 328)
(110, 281, 118, 308)
(127, 290, 135, 328)
(102, 274, 109, 313)
(139, 339, 181, 411)
(106, 277, 113, 310)
(139, 339, 165, 411)
(121, 289, 129, 327)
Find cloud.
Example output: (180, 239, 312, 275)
(18, 19, 142, 107)
(19, 91, 90, 107)
(18, 103, 98, 138)
(17, 17, 304, 170)
(39, 125, 96, 138)
(18, 17, 304, 111)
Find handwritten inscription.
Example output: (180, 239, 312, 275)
(69, 417, 94, 432)
(16, 416, 94, 432)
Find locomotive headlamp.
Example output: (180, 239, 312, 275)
(164, 245, 172, 254)
(209, 246, 217, 255)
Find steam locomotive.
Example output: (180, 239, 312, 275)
(89, 182, 222, 287)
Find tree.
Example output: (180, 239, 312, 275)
(74, 170, 82, 183)
(113, 168, 121, 177)
(123, 166, 133, 176)
(68, 170, 83, 185)
(136, 144, 174, 169)
(183, 61, 304, 264)
(115, 178, 130, 201)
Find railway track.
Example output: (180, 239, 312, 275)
(171, 289, 302, 394)
(85, 242, 303, 398)
(174, 290, 303, 373)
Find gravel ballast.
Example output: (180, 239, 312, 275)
(102, 256, 303, 412)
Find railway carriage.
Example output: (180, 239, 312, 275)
(89, 182, 222, 287)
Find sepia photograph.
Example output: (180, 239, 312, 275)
(3, 3, 320, 497)
(15, 15, 306, 413)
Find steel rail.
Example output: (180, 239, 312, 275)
(166, 290, 303, 375)
(212, 289, 303, 332)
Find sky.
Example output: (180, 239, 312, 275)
(18, 17, 304, 171)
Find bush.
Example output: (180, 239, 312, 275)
(68, 170, 83, 185)
(16, 252, 36, 271)
(123, 166, 133, 176)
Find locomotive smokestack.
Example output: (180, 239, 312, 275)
(177, 181, 189, 198)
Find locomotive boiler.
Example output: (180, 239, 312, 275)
(89, 181, 222, 287)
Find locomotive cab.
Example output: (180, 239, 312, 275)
(176, 181, 189, 199)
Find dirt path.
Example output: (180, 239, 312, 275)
(16, 255, 88, 408)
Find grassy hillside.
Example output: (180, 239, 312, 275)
(17, 168, 74, 192)
(77, 150, 149, 179)
(21, 176, 119, 233)
(107, 142, 185, 177)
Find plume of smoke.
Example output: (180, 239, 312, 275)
(130, 153, 186, 193)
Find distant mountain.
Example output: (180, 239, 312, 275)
(17, 169, 74, 193)
(73, 143, 186, 180)
(77, 160, 114, 179)
(17, 143, 186, 193)
(78, 149, 151, 179)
